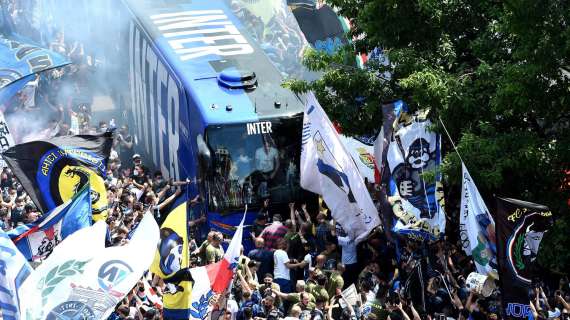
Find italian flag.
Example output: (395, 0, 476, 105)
(188, 214, 245, 320)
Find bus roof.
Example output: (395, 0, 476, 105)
(123, 0, 310, 125)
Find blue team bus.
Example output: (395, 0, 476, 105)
(118, 0, 318, 238)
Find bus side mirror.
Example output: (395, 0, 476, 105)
(196, 134, 212, 175)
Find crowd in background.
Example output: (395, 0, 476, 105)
(1, 1, 570, 320)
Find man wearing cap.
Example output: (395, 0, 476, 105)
(252, 212, 268, 238)
(131, 154, 150, 177)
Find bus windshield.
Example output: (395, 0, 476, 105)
(205, 116, 303, 213)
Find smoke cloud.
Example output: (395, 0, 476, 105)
(2, 0, 131, 141)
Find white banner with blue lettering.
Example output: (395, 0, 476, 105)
(460, 163, 498, 277)
(0, 229, 32, 320)
(300, 92, 380, 243)
(19, 214, 159, 320)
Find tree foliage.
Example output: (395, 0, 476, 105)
(288, 0, 570, 272)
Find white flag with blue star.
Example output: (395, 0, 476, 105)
(300, 93, 380, 243)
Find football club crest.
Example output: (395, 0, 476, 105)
(98, 260, 134, 291)
(46, 301, 96, 320)
(356, 147, 375, 169)
(36, 148, 107, 218)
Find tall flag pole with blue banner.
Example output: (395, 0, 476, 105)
(385, 109, 446, 241)
(300, 92, 380, 243)
(150, 189, 192, 320)
(459, 163, 498, 277)
(8, 184, 92, 261)
(0, 228, 32, 320)
(0, 34, 70, 106)
(2, 132, 113, 221)
(495, 197, 553, 320)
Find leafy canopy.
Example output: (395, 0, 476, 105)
(287, 0, 570, 271)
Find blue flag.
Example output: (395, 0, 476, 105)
(0, 229, 32, 320)
(8, 185, 92, 261)
(0, 33, 70, 105)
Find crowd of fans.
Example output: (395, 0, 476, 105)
(1, 1, 570, 320)
(1, 112, 569, 320)
(1, 134, 570, 320)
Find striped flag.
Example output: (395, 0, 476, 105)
(143, 280, 164, 310)
(8, 184, 92, 261)
(188, 213, 245, 320)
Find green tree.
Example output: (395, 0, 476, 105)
(287, 0, 570, 272)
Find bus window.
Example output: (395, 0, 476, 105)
(205, 116, 303, 213)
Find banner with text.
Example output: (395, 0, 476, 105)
(496, 197, 553, 319)
(3, 132, 113, 221)
(459, 163, 497, 277)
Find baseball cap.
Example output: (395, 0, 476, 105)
(132, 154, 141, 160)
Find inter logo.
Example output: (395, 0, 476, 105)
(97, 260, 133, 291)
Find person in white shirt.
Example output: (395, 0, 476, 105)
(337, 225, 358, 288)
(274, 238, 304, 293)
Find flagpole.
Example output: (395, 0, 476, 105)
(438, 116, 466, 166)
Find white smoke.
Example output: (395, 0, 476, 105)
(3, 0, 130, 142)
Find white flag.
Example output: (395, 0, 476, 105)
(19, 213, 160, 319)
(339, 135, 376, 182)
(189, 214, 245, 320)
(460, 163, 497, 276)
(300, 93, 380, 243)
(373, 127, 384, 172)
(0, 230, 32, 320)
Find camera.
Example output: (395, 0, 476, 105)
(434, 313, 446, 320)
